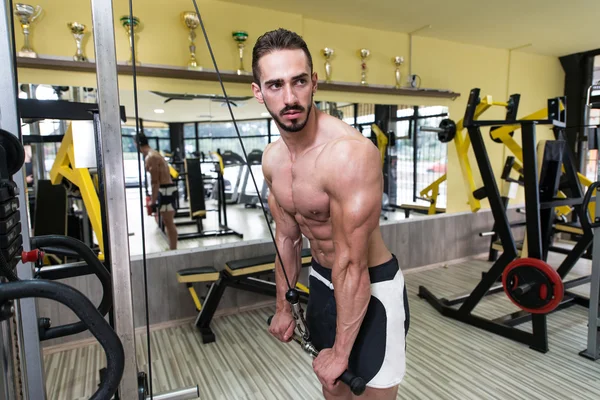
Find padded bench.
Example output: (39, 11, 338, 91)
(225, 248, 313, 276)
(177, 266, 220, 319)
(193, 248, 313, 344)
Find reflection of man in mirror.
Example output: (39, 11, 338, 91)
(136, 133, 178, 250)
(251, 29, 408, 400)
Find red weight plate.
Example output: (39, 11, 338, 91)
(502, 258, 564, 314)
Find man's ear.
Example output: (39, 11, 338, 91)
(251, 82, 264, 104)
(311, 72, 318, 94)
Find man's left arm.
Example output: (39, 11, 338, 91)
(327, 139, 383, 359)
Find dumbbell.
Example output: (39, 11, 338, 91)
(420, 119, 457, 143)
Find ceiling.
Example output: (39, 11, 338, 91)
(219, 0, 600, 57)
(118, 89, 270, 123)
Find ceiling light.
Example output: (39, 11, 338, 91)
(154, 109, 165, 114)
(261, 112, 270, 117)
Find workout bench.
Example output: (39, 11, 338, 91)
(178, 248, 313, 344)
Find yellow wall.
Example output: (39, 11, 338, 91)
(14, 0, 565, 213)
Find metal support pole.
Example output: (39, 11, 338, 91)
(90, 0, 138, 397)
(22, 85, 45, 184)
(581, 181, 600, 360)
(0, 1, 46, 399)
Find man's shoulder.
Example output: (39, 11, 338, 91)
(262, 139, 285, 180)
(320, 134, 378, 166)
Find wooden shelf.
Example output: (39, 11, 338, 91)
(17, 56, 460, 99)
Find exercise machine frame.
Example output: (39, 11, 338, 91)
(418, 88, 592, 353)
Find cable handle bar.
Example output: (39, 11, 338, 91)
(30, 235, 112, 341)
(0, 280, 123, 400)
(267, 315, 366, 396)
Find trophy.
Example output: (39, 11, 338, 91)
(321, 48, 334, 83)
(182, 12, 201, 70)
(393, 56, 404, 89)
(232, 31, 248, 75)
(14, 3, 42, 58)
(120, 15, 141, 65)
(359, 49, 370, 86)
(68, 22, 88, 62)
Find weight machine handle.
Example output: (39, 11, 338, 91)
(0, 280, 123, 400)
(267, 315, 366, 396)
(30, 235, 112, 341)
(581, 181, 600, 230)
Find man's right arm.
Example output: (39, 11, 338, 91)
(262, 146, 302, 315)
(267, 189, 302, 314)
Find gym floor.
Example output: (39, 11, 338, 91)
(124, 187, 411, 257)
(43, 250, 600, 399)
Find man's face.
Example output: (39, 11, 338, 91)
(252, 49, 317, 133)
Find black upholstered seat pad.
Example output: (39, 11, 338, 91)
(226, 248, 312, 271)
(178, 266, 218, 276)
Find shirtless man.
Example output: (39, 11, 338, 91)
(252, 29, 409, 399)
(136, 133, 178, 250)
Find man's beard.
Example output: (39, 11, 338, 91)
(265, 95, 313, 133)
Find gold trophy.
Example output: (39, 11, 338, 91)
(120, 15, 141, 65)
(68, 22, 88, 62)
(321, 48, 334, 83)
(182, 12, 201, 70)
(393, 56, 404, 89)
(232, 31, 248, 75)
(14, 3, 42, 58)
(359, 49, 370, 86)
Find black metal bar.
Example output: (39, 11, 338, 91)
(37, 261, 93, 280)
(564, 275, 591, 289)
(18, 98, 126, 122)
(530, 314, 548, 352)
(442, 283, 505, 306)
(391, 112, 448, 122)
(412, 106, 418, 202)
(195, 279, 227, 343)
(540, 198, 584, 208)
(176, 229, 241, 240)
(494, 297, 579, 327)
(418, 286, 543, 350)
(521, 121, 543, 260)
(456, 123, 517, 313)
(22, 134, 64, 144)
(556, 232, 593, 278)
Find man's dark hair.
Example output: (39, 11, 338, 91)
(252, 28, 313, 85)
(136, 132, 149, 147)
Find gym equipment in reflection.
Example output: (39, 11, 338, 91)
(157, 151, 243, 240)
(218, 150, 246, 204)
(18, 98, 127, 260)
(419, 88, 598, 354)
(238, 149, 268, 208)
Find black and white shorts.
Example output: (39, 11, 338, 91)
(306, 254, 409, 389)
(158, 185, 178, 212)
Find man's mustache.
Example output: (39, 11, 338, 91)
(280, 105, 305, 116)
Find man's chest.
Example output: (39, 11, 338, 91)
(270, 158, 330, 221)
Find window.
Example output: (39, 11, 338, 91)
(389, 106, 448, 210)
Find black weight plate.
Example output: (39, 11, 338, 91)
(505, 266, 553, 309)
(0, 223, 21, 249)
(438, 119, 456, 143)
(0, 212, 20, 235)
(0, 198, 19, 219)
(0, 129, 25, 176)
(0, 234, 22, 262)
